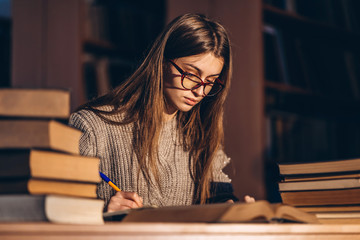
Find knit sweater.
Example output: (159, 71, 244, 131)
(69, 106, 234, 209)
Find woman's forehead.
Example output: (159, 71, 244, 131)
(175, 53, 224, 74)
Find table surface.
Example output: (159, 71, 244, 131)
(2, 222, 360, 240)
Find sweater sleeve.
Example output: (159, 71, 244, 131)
(68, 111, 98, 157)
(207, 149, 239, 203)
(68, 110, 113, 211)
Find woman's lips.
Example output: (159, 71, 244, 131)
(184, 97, 198, 106)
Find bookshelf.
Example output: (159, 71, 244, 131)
(263, 0, 360, 202)
(11, 0, 164, 110)
(80, 0, 165, 100)
(0, 16, 10, 88)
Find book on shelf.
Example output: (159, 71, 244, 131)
(282, 173, 360, 182)
(278, 158, 360, 176)
(266, 112, 337, 164)
(298, 204, 360, 224)
(83, 54, 111, 100)
(316, 212, 360, 219)
(344, 52, 360, 100)
(280, 188, 360, 206)
(265, 0, 360, 31)
(0, 119, 81, 154)
(298, 205, 360, 213)
(263, 24, 286, 84)
(0, 194, 104, 224)
(104, 200, 318, 224)
(313, 212, 360, 224)
(295, 0, 335, 25)
(278, 177, 360, 191)
(298, 42, 353, 98)
(0, 178, 97, 198)
(317, 218, 360, 224)
(0, 88, 70, 119)
(0, 149, 100, 183)
(83, 1, 110, 42)
(340, 0, 360, 34)
(263, 24, 311, 89)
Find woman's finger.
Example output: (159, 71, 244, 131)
(244, 195, 255, 203)
(121, 191, 143, 207)
(107, 191, 143, 212)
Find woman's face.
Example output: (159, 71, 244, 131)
(163, 52, 224, 117)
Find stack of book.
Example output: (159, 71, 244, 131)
(278, 158, 360, 223)
(0, 88, 104, 224)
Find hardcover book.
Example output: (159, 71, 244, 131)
(0, 119, 81, 154)
(0, 178, 97, 198)
(0, 88, 70, 119)
(0, 149, 100, 183)
(278, 158, 360, 176)
(279, 178, 360, 191)
(281, 188, 360, 206)
(0, 195, 104, 224)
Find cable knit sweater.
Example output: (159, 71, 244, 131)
(69, 106, 235, 209)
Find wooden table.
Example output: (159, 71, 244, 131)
(2, 222, 360, 239)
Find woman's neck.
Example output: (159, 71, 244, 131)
(163, 103, 178, 122)
(163, 110, 178, 122)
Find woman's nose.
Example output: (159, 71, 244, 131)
(191, 85, 205, 97)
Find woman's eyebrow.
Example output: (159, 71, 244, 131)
(184, 63, 202, 74)
(184, 63, 221, 77)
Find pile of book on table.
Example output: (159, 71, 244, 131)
(278, 158, 360, 223)
(0, 88, 104, 224)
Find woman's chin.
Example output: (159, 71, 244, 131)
(179, 104, 195, 112)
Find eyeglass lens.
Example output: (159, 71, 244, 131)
(182, 74, 222, 96)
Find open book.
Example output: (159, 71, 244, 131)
(103, 200, 318, 223)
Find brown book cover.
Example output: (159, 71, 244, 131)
(281, 188, 360, 206)
(0, 119, 81, 154)
(0, 194, 104, 224)
(283, 173, 360, 182)
(278, 159, 360, 176)
(0, 88, 70, 119)
(299, 205, 360, 213)
(279, 178, 360, 191)
(104, 200, 319, 224)
(0, 178, 97, 198)
(0, 149, 100, 183)
(318, 218, 360, 224)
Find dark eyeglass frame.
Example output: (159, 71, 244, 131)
(168, 60, 224, 97)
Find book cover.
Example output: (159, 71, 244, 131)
(0, 149, 100, 183)
(0, 178, 97, 198)
(279, 177, 360, 191)
(278, 158, 360, 176)
(0, 194, 104, 224)
(0, 88, 70, 119)
(0, 119, 81, 154)
(281, 188, 360, 206)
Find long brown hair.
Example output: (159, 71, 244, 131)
(79, 13, 232, 204)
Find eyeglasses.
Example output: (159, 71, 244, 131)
(168, 60, 224, 97)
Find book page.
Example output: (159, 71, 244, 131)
(219, 201, 273, 222)
(275, 204, 318, 223)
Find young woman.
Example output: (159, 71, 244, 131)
(69, 13, 254, 212)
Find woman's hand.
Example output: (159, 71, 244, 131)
(107, 191, 144, 212)
(244, 195, 255, 203)
(225, 195, 255, 204)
